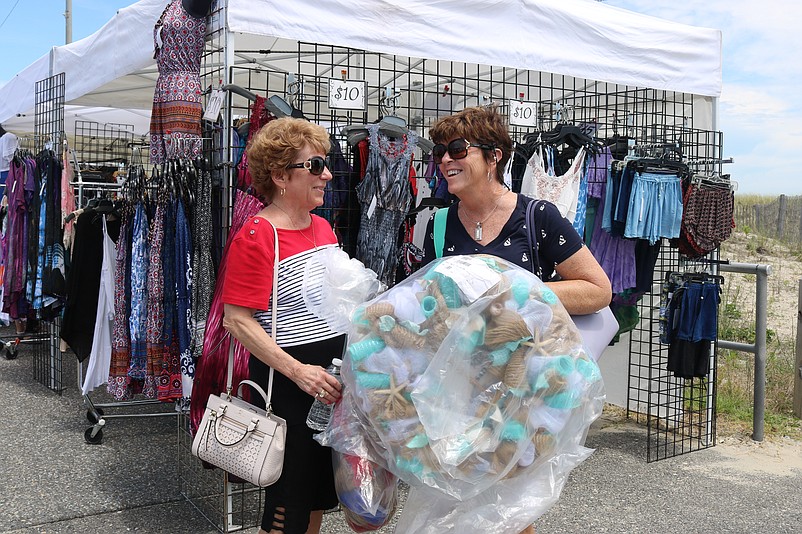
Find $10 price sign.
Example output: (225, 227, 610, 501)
(508, 100, 539, 128)
(329, 79, 367, 111)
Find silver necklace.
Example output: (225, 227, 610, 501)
(271, 202, 318, 249)
(461, 191, 506, 242)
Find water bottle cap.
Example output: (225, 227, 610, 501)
(331, 358, 342, 367)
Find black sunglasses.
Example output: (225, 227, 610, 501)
(432, 138, 496, 164)
(286, 156, 329, 176)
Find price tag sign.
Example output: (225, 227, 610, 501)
(329, 79, 367, 111)
(203, 89, 225, 121)
(509, 100, 538, 128)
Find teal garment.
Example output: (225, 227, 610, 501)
(584, 196, 598, 245)
(610, 304, 639, 343)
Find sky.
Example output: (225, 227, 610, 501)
(0, 0, 799, 195)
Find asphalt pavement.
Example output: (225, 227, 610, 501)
(1, 326, 800, 533)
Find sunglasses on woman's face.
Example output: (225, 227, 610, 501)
(432, 138, 496, 164)
(286, 156, 329, 176)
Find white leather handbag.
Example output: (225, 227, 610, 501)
(191, 221, 287, 487)
(192, 371, 286, 487)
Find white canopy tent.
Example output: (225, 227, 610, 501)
(0, 0, 721, 133)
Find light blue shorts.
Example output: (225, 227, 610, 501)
(624, 171, 682, 244)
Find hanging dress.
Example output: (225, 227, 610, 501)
(128, 203, 154, 396)
(158, 198, 183, 401)
(61, 212, 121, 362)
(355, 124, 418, 286)
(146, 198, 167, 399)
(108, 210, 133, 400)
(82, 216, 117, 395)
(175, 198, 194, 408)
(149, 0, 206, 164)
(3, 156, 35, 320)
(190, 163, 214, 368)
(61, 145, 76, 253)
(588, 171, 636, 294)
(43, 152, 64, 306)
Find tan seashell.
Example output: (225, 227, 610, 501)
(502, 347, 528, 389)
(485, 309, 531, 347)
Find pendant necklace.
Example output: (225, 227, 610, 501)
(461, 191, 506, 242)
(272, 202, 318, 249)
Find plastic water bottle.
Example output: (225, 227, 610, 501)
(306, 358, 342, 431)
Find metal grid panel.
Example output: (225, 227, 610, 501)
(32, 318, 65, 394)
(31, 73, 66, 393)
(627, 112, 723, 464)
(228, 46, 697, 263)
(34, 72, 65, 149)
(179, 6, 262, 527)
(74, 120, 136, 166)
(178, 413, 263, 532)
(627, 245, 720, 462)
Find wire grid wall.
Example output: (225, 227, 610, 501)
(221, 44, 704, 261)
(30, 73, 67, 393)
(34, 72, 65, 150)
(199, 40, 722, 472)
(627, 246, 720, 462)
(200, 0, 228, 254)
(31, 318, 66, 394)
(625, 130, 723, 462)
(178, 6, 263, 529)
(73, 120, 136, 166)
(178, 414, 263, 532)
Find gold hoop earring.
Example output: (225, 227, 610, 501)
(280, 188, 286, 196)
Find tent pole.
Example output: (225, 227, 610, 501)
(223, 2, 236, 228)
(65, 0, 72, 44)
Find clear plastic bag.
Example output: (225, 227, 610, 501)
(332, 451, 398, 532)
(302, 246, 385, 333)
(320, 254, 605, 532)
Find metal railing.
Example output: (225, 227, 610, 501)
(716, 262, 771, 441)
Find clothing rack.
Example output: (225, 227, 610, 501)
(69, 180, 179, 444)
(628, 142, 683, 159)
(686, 157, 733, 165)
(2, 146, 68, 387)
(16, 134, 61, 151)
(82, 380, 179, 445)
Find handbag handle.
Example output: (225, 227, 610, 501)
(210, 379, 272, 447)
(226, 220, 280, 413)
(236, 379, 270, 406)
(211, 404, 259, 447)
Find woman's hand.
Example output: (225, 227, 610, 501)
(224, 303, 344, 404)
(292, 364, 342, 404)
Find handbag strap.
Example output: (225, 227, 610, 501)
(525, 199, 545, 279)
(433, 206, 448, 259)
(226, 220, 279, 412)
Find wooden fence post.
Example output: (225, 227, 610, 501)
(754, 204, 761, 233)
(778, 194, 787, 240)
(797, 199, 802, 241)
(795, 279, 802, 418)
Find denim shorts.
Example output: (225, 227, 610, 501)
(624, 171, 683, 244)
(674, 281, 720, 342)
